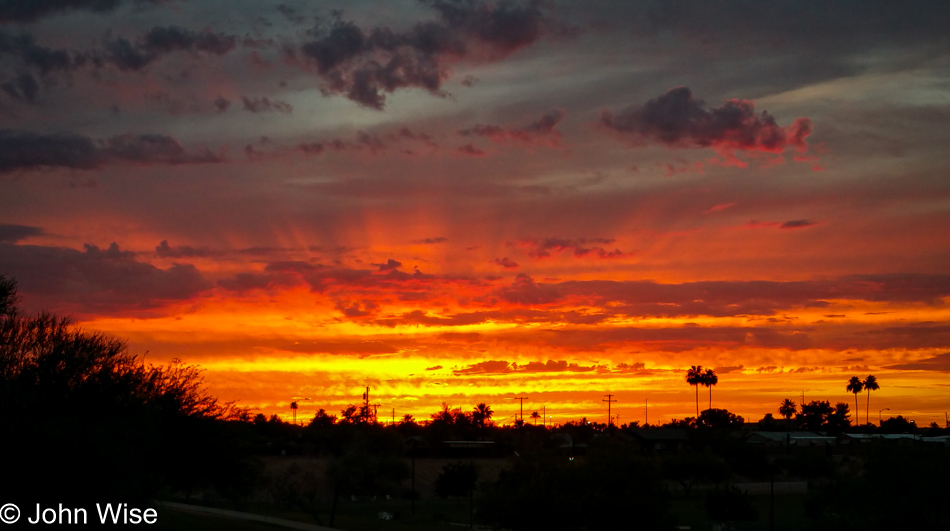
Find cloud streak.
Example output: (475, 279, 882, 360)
(0, 130, 222, 173)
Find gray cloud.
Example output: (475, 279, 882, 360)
(105, 25, 238, 71)
(0, 223, 44, 243)
(0, 0, 166, 24)
(0, 241, 210, 316)
(296, 0, 552, 109)
(600, 86, 812, 154)
(458, 109, 565, 146)
(241, 96, 293, 114)
(0, 130, 222, 173)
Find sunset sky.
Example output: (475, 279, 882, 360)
(2, 0, 949, 427)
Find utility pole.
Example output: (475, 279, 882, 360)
(507, 396, 529, 424)
(645, 398, 648, 426)
(543, 405, 546, 428)
(603, 393, 617, 427)
(392, 407, 395, 426)
(362, 386, 380, 424)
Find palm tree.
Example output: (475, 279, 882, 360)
(846, 376, 864, 425)
(686, 365, 704, 418)
(531, 411, 540, 425)
(290, 401, 298, 425)
(702, 368, 718, 410)
(472, 402, 493, 428)
(863, 375, 880, 425)
(779, 398, 797, 423)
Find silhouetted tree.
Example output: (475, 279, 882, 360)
(846, 376, 863, 425)
(340, 404, 360, 424)
(779, 398, 797, 424)
(310, 408, 337, 427)
(686, 365, 704, 418)
(863, 375, 880, 424)
(0, 275, 16, 317)
(530, 410, 540, 425)
(702, 368, 718, 410)
(0, 275, 245, 504)
(431, 401, 454, 424)
(826, 402, 852, 433)
(290, 401, 298, 424)
(879, 415, 917, 434)
(797, 400, 834, 431)
(697, 408, 744, 430)
(471, 402, 493, 428)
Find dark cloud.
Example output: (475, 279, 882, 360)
(780, 219, 817, 229)
(413, 237, 448, 244)
(155, 240, 220, 259)
(373, 258, 402, 271)
(458, 109, 565, 146)
(213, 96, 231, 112)
(0, 31, 81, 102)
(296, 142, 325, 155)
(0, 241, 210, 316)
(714, 365, 745, 374)
(457, 143, 486, 156)
(0, 223, 43, 243)
(599, 87, 812, 156)
(241, 96, 293, 114)
(425, 365, 443, 371)
(613, 362, 646, 373)
(216, 271, 297, 292)
(496, 274, 561, 305)
(884, 352, 950, 372)
(0, 130, 222, 173)
(105, 25, 237, 71)
(103, 133, 221, 164)
(496, 274, 950, 317)
(493, 257, 519, 269)
(283, 127, 436, 158)
(0, 0, 167, 24)
(296, 0, 551, 109)
(217, 259, 442, 296)
(0, 130, 99, 171)
(453, 358, 599, 375)
(515, 237, 625, 259)
(276, 4, 306, 24)
(1, 72, 40, 102)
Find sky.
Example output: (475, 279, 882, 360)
(2, 0, 950, 427)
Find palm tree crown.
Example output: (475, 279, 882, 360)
(472, 402, 493, 428)
(846, 376, 863, 424)
(779, 398, 797, 420)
